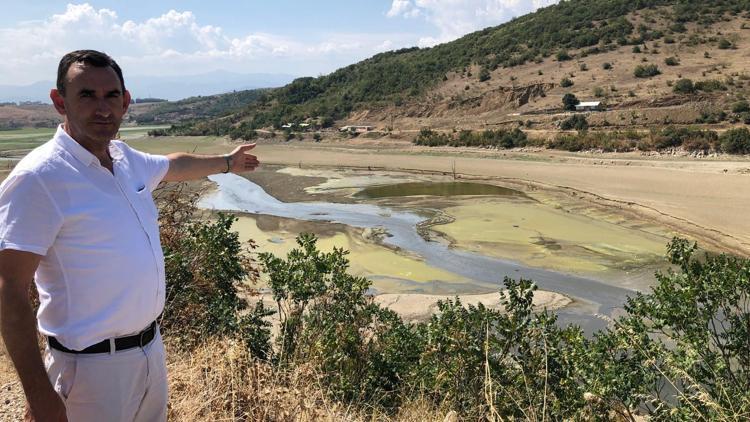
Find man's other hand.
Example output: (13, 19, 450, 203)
(25, 391, 68, 422)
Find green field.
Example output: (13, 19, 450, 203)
(0, 125, 171, 157)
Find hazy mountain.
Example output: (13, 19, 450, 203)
(0, 70, 296, 103)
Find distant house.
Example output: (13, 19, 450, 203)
(281, 123, 293, 129)
(575, 101, 603, 112)
(339, 125, 373, 133)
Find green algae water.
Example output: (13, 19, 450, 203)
(355, 182, 527, 199)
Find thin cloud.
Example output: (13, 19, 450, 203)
(388, 0, 560, 46)
(0, 3, 417, 84)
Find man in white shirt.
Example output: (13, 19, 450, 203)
(0, 50, 259, 421)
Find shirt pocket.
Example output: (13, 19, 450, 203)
(135, 186, 159, 220)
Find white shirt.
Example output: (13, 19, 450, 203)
(0, 126, 169, 350)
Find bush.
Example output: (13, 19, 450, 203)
(560, 77, 574, 87)
(673, 78, 695, 94)
(560, 114, 589, 131)
(720, 128, 750, 154)
(632, 46, 642, 53)
(694, 79, 728, 92)
(562, 93, 579, 111)
(478, 67, 491, 82)
(665, 56, 680, 66)
(557, 50, 572, 61)
(644, 126, 719, 151)
(718, 38, 732, 49)
(634, 64, 661, 78)
(602, 62, 612, 70)
(413, 128, 527, 149)
(158, 188, 272, 355)
(732, 100, 750, 113)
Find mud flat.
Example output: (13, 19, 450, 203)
(249, 142, 750, 257)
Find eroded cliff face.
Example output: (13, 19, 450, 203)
(348, 82, 555, 126)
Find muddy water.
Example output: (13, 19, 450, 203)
(198, 172, 672, 333)
(355, 182, 527, 199)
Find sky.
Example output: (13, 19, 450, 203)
(0, 1, 559, 86)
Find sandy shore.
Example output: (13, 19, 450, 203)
(257, 289, 571, 329)
(250, 142, 750, 256)
(373, 291, 572, 322)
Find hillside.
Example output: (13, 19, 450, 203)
(170, 0, 750, 137)
(126, 88, 269, 125)
(0, 89, 269, 129)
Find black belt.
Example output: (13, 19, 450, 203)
(48, 321, 157, 354)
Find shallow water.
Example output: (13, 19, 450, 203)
(355, 181, 527, 199)
(200, 173, 643, 333)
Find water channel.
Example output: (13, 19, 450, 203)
(198, 173, 663, 333)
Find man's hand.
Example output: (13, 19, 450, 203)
(226, 144, 260, 174)
(25, 392, 68, 422)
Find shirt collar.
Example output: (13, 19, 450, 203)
(53, 124, 124, 166)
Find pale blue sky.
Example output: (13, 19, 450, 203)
(0, 1, 558, 85)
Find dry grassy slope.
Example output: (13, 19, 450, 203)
(348, 10, 750, 132)
(0, 103, 60, 128)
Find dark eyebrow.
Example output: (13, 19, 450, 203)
(106, 89, 121, 96)
(78, 88, 95, 96)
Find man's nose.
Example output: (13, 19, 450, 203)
(94, 99, 112, 117)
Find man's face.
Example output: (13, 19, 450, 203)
(51, 63, 130, 145)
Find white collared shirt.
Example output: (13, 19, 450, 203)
(0, 125, 169, 350)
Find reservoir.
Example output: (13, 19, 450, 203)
(198, 167, 676, 333)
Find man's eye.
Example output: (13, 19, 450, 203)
(80, 92, 93, 98)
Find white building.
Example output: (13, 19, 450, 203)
(339, 125, 373, 133)
(575, 101, 602, 112)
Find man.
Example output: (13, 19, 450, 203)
(0, 50, 259, 421)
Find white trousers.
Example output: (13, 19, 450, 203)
(44, 329, 168, 422)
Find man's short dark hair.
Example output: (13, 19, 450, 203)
(56, 50, 125, 96)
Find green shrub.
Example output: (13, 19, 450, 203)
(562, 93, 579, 111)
(673, 78, 695, 94)
(560, 77, 574, 87)
(665, 56, 680, 66)
(732, 100, 750, 113)
(557, 50, 572, 61)
(645, 126, 719, 151)
(602, 62, 612, 70)
(694, 79, 727, 92)
(478, 67, 491, 82)
(158, 190, 272, 355)
(414, 128, 527, 149)
(259, 233, 422, 407)
(560, 114, 589, 131)
(718, 38, 732, 49)
(720, 128, 750, 154)
(634, 64, 661, 78)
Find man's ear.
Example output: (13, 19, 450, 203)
(50, 89, 66, 116)
(122, 89, 131, 113)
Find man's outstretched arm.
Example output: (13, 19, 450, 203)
(0, 249, 67, 421)
(163, 143, 260, 182)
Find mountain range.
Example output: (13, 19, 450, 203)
(0, 70, 295, 103)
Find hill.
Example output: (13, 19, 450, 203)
(169, 0, 750, 138)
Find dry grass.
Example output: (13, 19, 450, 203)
(166, 338, 450, 422)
